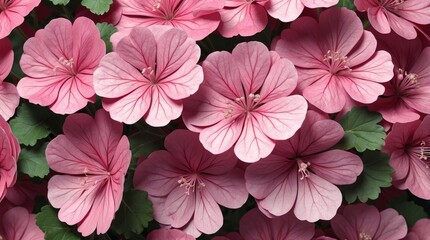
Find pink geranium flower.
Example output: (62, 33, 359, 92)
(147, 229, 195, 240)
(0, 38, 19, 120)
(0, 115, 19, 202)
(94, 26, 203, 126)
(331, 204, 407, 240)
(218, 0, 338, 37)
(0, 0, 41, 39)
(112, 0, 224, 44)
(369, 32, 430, 123)
(134, 130, 248, 237)
(0, 207, 44, 240)
(245, 111, 363, 222)
(383, 115, 430, 199)
(46, 110, 131, 236)
(239, 208, 315, 240)
(404, 218, 430, 240)
(355, 0, 430, 39)
(183, 41, 307, 163)
(272, 7, 394, 113)
(18, 17, 105, 114)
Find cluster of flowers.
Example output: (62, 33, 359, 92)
(1, 0, 430, 239)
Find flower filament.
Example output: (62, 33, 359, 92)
(178, 175, 206, 195)
(54, 57, 77, 76)
(323, 50, 351, 74)
(359, 231, 372, 240)
(396, 68, 419, 91)
(297, 160, 311, 180)
(378, 0, 405, 10)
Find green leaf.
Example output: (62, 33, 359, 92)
(336, 0, 356, 10)
(36, 205, 81, 240)
(111, 190, 153, 238)
(337, 107, 386, 152)
(81, 0, 113, 15)
(9, 103, 52, 146)
(388, 196, 427, 228)
(341, 151, 394, 203)
(49, 0, 70, 5)
(18, 143, 50, 178)
(97, 23, 117, 53)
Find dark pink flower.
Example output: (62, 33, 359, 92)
(383, 115, 430, 199)
(369, 32, 430, 123)
(404, 218, 430, 240)
(134, 130, 248, 237)
(112, 0, 224, 43)
(0, 207, 44, 240)
(94, 26, 203, 126)
(272, 7, 393, 113)
(183, 41, 307, 163)
(331, 204, 407, 240)
(355, 0, 430, 39)
(239, 208, 314, 240)
(245, 111, 363, 222)
(46, 110, 131, 236)
(0, 0, 41, 39)
(0, 38, 19, 120)
(218, 0, 338, 37)
(18, 17, 105, 114)
(147, 229, 195, 240)
(0, 115, 19, 202)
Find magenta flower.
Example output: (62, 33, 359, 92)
(355, 0, 430, 39)
(147, 229, 195, 240)
(183, 41, 307, 163)
(0, 38, 19, 120)
(18, 17, 105, 114)
(404, 218, 430, 240)
(0, 115, 19, 202)
(0, 207, 44, 240)
(369, 32, 430, 123)
(134, 130, 248, 237)
(112, 0, 224, 43)
(331, 204, 407, 240)
(383, 115, 430, 199)
(94, 26, 203, 126)
(239, 208, 315, 240)
(46, 110, 131, 236)
(0, 0, 41, 39)
(272, 7, 394, 113)
(218, 0, 338, 37)
(245, 111, 363, 222)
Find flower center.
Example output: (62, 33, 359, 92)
(323, 50, 351, 74)
(151, 0, 180, 21)
(53, 57, 77, 76)
(359, 232, 372, 240)
(378, 0, 405, 11)
(178, 175, 206, 195)
(142, 66, 157, 83)
(395, 68, 419, 92)
(297, 160, 311, 180)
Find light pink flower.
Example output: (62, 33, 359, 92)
(94, 26, 203, 126)
(0, 38, 19, 120)
(355, 0, 430, 40)
(134, 130, 248, 237)
(404, 218, 430, 240)
(245, 111, 363, 222)
(147, 229, 195, 240)
(272, 7, 394, 113)
(369, 32, 430, 123)
(0, 0, 41, 39)
(0, 207, 44, 240)
(0, 115, 19, 202)
(112, 0, 224, 44)
(239, 208, 315, 240)
(331, 204, 407, 240)
(183, 41, 307, 163)
(18, 17, 105, 114)
(218, 0, 338, 37)
(46, 110, 131, 236)
(383, 115, 430, 199)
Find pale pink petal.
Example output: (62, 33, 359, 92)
(374, 209, 407, 240)
(0, 83, 20, 120)
(403, 156, 430, 199)
(165, 187, 195, 228)
(347, 31, 378, 67)
(340, 75, 386, 104)
(218, 3, 267, 37)
(194, 191, 223, 234)
(403, 87, 430, 114)
(17, 76, 67, 107)
(265, 0, 304, 22)
(370, 96, 421, 123)
(302, 0, 338, 8)
(148, 195, 171, 225)
(294, 174, 342, 222)
(383, 119, 420, 153)
(348, 51, 394, 83)
(386, 12, 417, 39)
(304, 150, 363, 185)
(390, 150, 411, 181)
(0, 0, 41, 39)
(368, 7, 392, 34)
(397, 0, 430, 25)
(255, 95, 307, 140)
(145, 87, 183, 127)
(408, 218, 430, 239)
(0, 207, 44, 240)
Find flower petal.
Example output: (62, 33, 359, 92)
(194, 191, 223, 234)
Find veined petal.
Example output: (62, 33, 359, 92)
(194, 191, 223, 234)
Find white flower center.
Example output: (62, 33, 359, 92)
(178, 175, 206, 195)
(297, 160, 311, 180)
(54, 57, 77, 76)
(395, 68, 419, 91)
(323, 50, 351, 74)
(359, 232, 372, 240)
